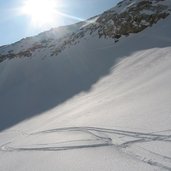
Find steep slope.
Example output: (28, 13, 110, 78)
(0, 0, 171, 171)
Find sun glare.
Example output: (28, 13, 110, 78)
(20, 0, 58, 27)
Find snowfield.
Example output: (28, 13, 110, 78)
(0, 1, 171, 171)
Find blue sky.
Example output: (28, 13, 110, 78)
(0, 0, 120, 46)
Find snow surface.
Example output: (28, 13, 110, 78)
(0, 2, 171, 171)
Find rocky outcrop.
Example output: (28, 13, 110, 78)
(73, 0, 170, 40)
(50, 0, 170, 56)
(0, 44, 45, 62)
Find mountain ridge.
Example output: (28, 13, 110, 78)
(0, 0, 171, 63)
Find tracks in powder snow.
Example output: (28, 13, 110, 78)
(1, 127, 171, 170)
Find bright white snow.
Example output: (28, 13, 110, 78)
(0, 2, 171, 171)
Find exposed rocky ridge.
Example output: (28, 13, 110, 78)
(0, 44, 45, 63)
(51, 0, 171, 56)
(0, 0, 171, 62)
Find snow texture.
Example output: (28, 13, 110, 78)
(0, 0, 171, 170)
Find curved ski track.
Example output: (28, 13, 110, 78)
(1, 127, 171, 170)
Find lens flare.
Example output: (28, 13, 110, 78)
(19, 0, 86, 29)
(20, 0, 58, 27)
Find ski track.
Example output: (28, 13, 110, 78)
(1, 126, 171, 170)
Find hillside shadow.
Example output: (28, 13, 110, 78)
(0, 18, 171, 131)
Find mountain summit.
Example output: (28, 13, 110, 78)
(0, 1, 171, 171)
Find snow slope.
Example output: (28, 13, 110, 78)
(0, 0, 171, 171)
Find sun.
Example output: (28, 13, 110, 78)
(20, 0, 58, 27)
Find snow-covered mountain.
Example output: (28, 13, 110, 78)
(0, 0, 171, 170)
(0, 0, 170, 61)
